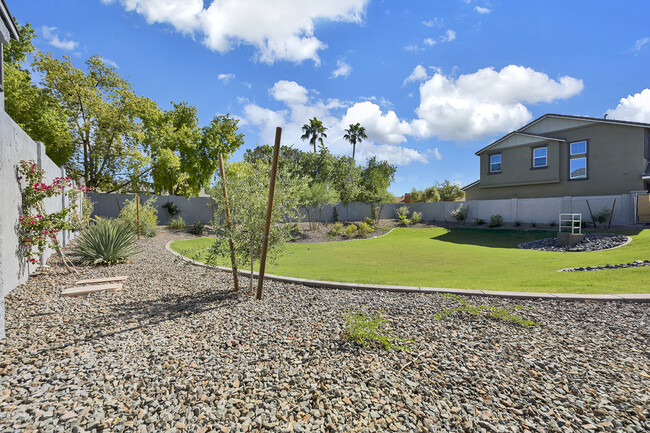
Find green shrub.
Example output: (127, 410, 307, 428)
(594, 207, 612, 224)
(549, 220, 556, 227)
(435, 294, 543, 327)
(514, 221, 521, 227)
(169, 216, 186, 230)
(473, 218, 486, 225)
(162, 201, 181, 217)
(396, 205, 411, 226)
(370, 204, 380, 224)
(489, 214, 503, 228)
(344, 224, 358, 238)
(71, 195, 94, 231)
(345, 310, 411, 351)
(357, 221, 374, 237)
(411, 211, 422, 224)
(363, 217, 374, 227)
(329, 222, 344, 235)
(189, 221, 204, 235)
(73, 218, 138, 266)
(450, 204, 469, 224)
(119, 197, 158, 237)
(332, 206, 340, 222)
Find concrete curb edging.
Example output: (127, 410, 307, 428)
(165, 241, 650, 303)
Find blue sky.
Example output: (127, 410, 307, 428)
(10, 0, 650, 195)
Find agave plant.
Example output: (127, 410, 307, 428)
(73, 218, 138, 266)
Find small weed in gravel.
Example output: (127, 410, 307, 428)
(345, 310, 411, 351)
(435, 294, 543, 327)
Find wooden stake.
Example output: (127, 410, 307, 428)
(256, 127, 282, 300)
(608, 199, 616, 229)
(136, 195, 141, 240)
(586, 199, 597, 228)
(218, 153, 240, 291)
(115, 197, 121, 212)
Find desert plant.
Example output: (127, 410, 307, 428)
(332, 206, 340, 222)
(162, 200, 181, 217)
(473, 218, 486, 225)
(344, 224, 358, 238)
(489, 214, 503, 228)
(73, 218, 138, 266)
(370, 204, 380, 224)
(435, 294, 543, 327)
(594, 207, 612, 224)
(169, 216, 186, 230)
(357, 221, 374, 237)
(189, 221, 204, 235)
(345, 310, 411, 351)
(119, 196, 158, 237)
(329, 222, 344, 235)
(396, 205, 412, 226)
(71, 195, 95, 231)
(450, 204, 469, 224)
(411, 211, 422, 224)
(363, 217, 374, 227)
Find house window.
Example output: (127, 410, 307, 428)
(532, 146, 547, 168)
(569, 140, 587, 179)
(490, 154, 501, 173)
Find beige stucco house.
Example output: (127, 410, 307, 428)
(463, 114, 650, 200)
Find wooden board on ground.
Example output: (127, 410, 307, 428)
(75, 276, 128, 285)
(61, 283, 123, 297)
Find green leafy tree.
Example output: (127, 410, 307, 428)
(244, 144, 303, 176)
(299, 182, 339, 230)
(343, 123, 367, 160)
(4, 21, 73, 165)
(410, 186, 441, 203)
(33, 52, 152, 191)
(437, 180, 465, 202)
(144, 102, 244, 196)
(330, 155, 362, 204)
(301, 117, 328, 153)
(209, 161, 305, 293)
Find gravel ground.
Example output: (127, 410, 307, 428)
(519, 233, 630, 253)
(1, 228, 649, 433)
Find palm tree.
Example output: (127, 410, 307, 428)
(343, 123, 367, 160)
(301, 117, 328, 152)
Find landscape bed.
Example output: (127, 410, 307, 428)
(171, 227, 650, 294)
(1, 229, 648, 432)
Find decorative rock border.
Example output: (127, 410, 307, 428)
(519, 233, 632, 252)
(559, 260, 650, 272)
(166, 241, 650, 303)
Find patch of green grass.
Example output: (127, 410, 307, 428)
(435, 294, 543, 327)
(169, 228, 650, 294)
(345, 310, 411, 351)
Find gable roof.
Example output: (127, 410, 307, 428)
(476, 113, 650, 156)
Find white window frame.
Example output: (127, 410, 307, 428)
(569, 140, 588, 180)
(489, 154, 501, 173)
(532, 146, 547, 168)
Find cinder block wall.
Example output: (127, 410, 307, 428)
(0, 112, 79, 339)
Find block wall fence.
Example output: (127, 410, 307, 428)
(0, 112, 81, 339)
(89, 190, 644, 227)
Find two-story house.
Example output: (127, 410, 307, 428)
(463, 113, 650, 200)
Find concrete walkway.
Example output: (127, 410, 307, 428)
(166, 241, 650, 303)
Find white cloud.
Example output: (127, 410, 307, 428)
(342, 101, 413, 145)
(632, 37, 650, 51)
(422, 18, 443, 27)
(242, 80, 426, 165)
(99, 56, 119, 69)
(474, 6, 491, 14)
(41, 26, 78, 50)
(606, 89, 650, 123)
(423, 38, 436, 46)
(403, 65, 428, 86)
(442, 29, 456, 42)
(218, 73, 236, 83)
(412, 65, 584, 141)
(429, 148, 442, 160)
(331, 59, 352, 78)
(404, 43, 424, 53)
(103, 0, 369, 64)
(270, 80, 309, 105)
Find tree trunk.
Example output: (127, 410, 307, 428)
(353, 142, 356, 160)
(249, 243, 254, 294)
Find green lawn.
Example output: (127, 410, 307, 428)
(170, 228, 650, 294)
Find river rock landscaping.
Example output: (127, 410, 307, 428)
(1, 229, 649, 432)
(519, 233, 630, 253)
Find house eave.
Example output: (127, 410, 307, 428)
(475, 132, 565, 156)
